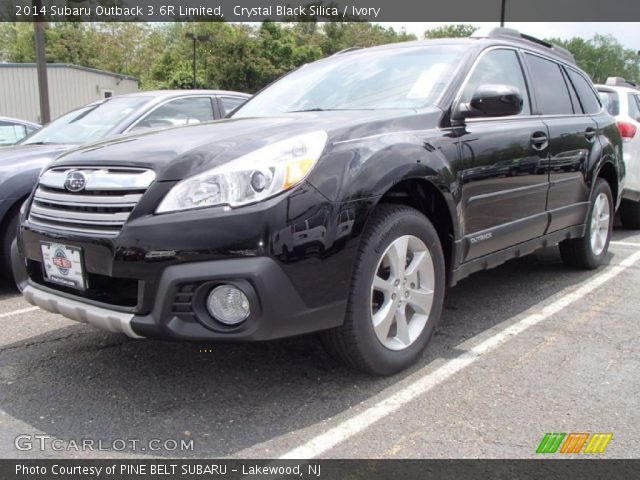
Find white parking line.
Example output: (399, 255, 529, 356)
(0, 306, 39, 319)
(280, 250, 640, 459)
(610, 241, 640, 248)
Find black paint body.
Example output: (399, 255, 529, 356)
(16, 37, 624, 341)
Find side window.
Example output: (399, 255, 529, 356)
(525, 54, 574, 115)
(220, 96, 246, 116)
(562, 69, 581, 113)
(566, 69, 602, 114)
(0, 122, 27, 146)
(629, 94, 640, 122)
(462, 49, 531, 115)
(598, 91, 620, 116)
(132, 97, 214, 130)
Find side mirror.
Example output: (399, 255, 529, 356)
(456, 84, 523, 120)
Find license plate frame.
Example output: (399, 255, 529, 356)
(40, 242, 87, 291)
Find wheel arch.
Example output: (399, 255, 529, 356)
(595, 160, 619, 208)
(0, 194, 28, 233)
(372, 177, 459, 274)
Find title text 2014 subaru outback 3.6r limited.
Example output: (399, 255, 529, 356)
(14, 28, 623, 375)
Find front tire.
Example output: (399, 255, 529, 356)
(620, 199, 640, 230)
(320, 204, 445, 376)
(559, 178, 613, 269)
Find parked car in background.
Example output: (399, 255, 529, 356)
(0, 117, 40, 146)
(0, 90, 250, 282)
(14, 28, 623, 375)
(597, 77, 640, 228)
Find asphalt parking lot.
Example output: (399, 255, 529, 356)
(1, 227, 639, 459)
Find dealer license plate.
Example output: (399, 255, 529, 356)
(41, 242, 87, 290)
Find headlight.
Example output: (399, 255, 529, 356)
(156, 131, 328, 213)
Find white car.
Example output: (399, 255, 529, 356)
(597, 77, 640, 228)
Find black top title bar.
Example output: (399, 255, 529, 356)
(1, 0, 640, 22)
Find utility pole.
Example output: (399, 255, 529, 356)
(500, 0, 506, 27)
(33, 0, 50, 123)
(185, 33, 212, 89)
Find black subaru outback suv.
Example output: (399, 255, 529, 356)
(14, 28, 623, 375)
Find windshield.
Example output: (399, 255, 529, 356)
(23, 96, 150, 145)
(233, 45, 465, 117)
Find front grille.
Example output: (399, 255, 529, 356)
(28, 167, 156, 236)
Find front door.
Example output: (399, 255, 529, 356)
(457, 48, 550, 261)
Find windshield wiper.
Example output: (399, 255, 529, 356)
(286, 108, 377, 113)
(287, 108, 327, 113)
(24, 141, 60, 145)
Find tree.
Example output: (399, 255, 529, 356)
(424, 24, 478, 39)
(322, 22, 415, 55)
(546, 34, 640, 84)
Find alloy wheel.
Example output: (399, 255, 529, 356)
(590, 192, 611, 256)
(370, 235, 435, 351)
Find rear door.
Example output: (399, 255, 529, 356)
(524, 53, 596, 232)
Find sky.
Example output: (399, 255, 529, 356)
(383, 22, 640, 51)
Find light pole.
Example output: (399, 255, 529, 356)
(185, 33, 212, 89)
(500, 0, 506, 27)
(33, 0, 50, 123)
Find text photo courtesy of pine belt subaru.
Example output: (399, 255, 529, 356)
(0, 90, 250, 283)
(13, 28, 623, 376)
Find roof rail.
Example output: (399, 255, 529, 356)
(605, 76, 639, 89)
(332, 47, 362, 56)
(472, 27, 576, 64)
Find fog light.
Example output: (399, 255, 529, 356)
(206, 285, 250, 325)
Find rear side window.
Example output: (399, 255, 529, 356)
(566, 69, 601, 114)
(462, 49, 531, 115)
(562, 69, 581, 112)
(598, 91, 620, 116)
(525, 54, 574, 115)
(220, 96, 246, 116)
(629, 94, 640, 122)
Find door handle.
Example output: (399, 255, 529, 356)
(530, 131, 548, 151)
(585, 127, 597, 143)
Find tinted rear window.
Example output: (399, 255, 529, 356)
(566, 69, 601, 114)
(525, 54, 574, 115)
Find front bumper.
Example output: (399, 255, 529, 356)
(14, 239, 347, 341)
(13, 240, 141, 337)
(22, 284, 141, 338)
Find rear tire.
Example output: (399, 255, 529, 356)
(320, 204, 445, 376)
(620, 199, 640, 230)
(1, 207, 19, 283)
(559, 178, 613, 270)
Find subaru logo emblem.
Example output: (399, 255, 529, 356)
(64, 171, 87, 192)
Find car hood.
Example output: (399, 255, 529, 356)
(53, 109, 442, 182)
(0, 143, 72, 169)
(0, 144, 74, 191)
